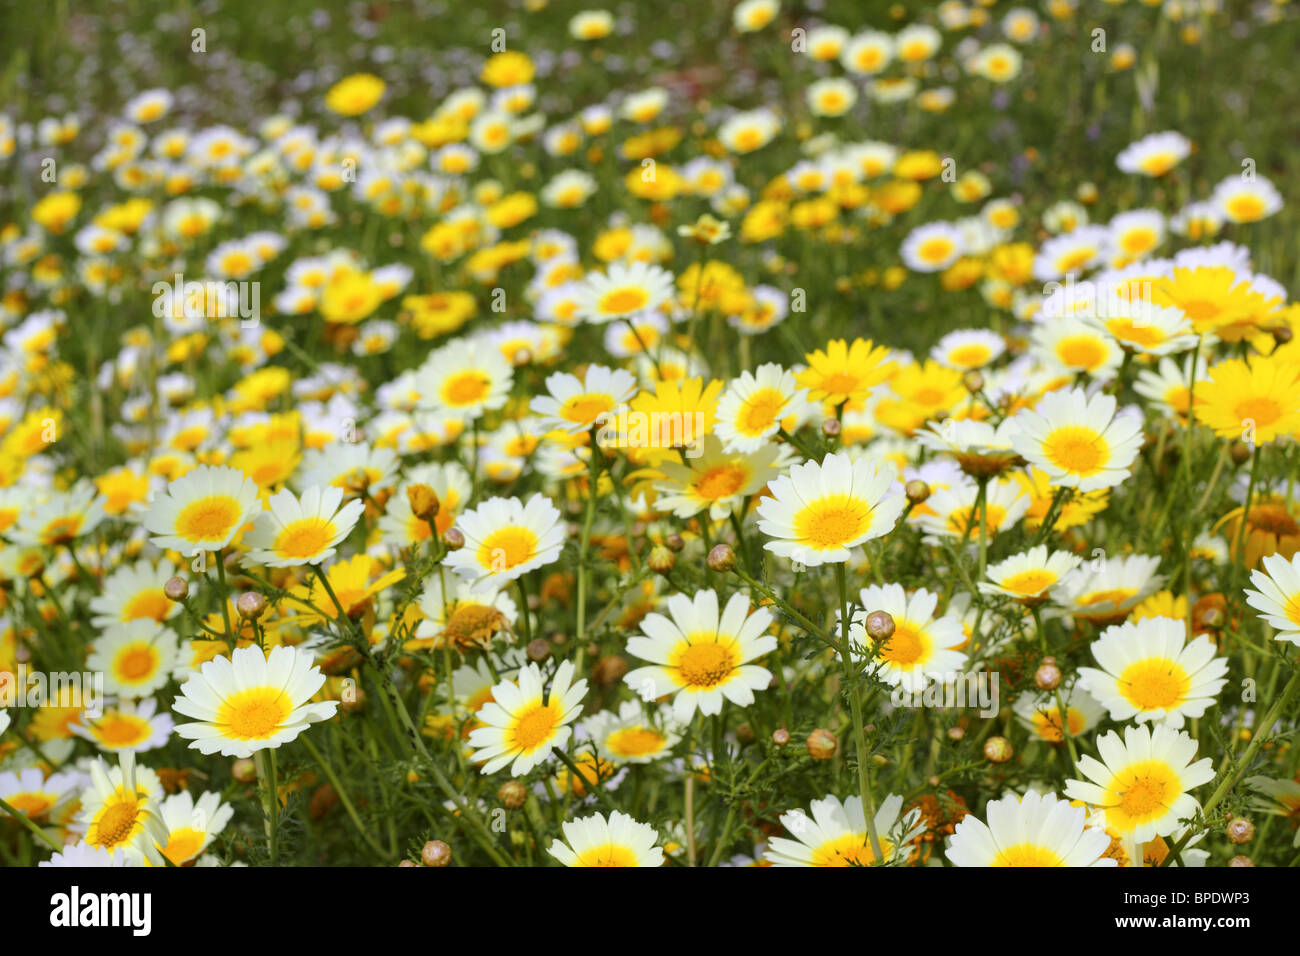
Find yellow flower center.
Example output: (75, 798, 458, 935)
(441, 370, 492, 407)
(917, 237, 954, 264)
(93, 798, 141, 848)
(948, 344, 992, 368)
(560, 394, 614, 426)
(793, 494, 872, 549)
(176, 494, 242, 542)
(598, 287, 650, 315)
(216, 687, 293, 740)
(477, 525, 539, 572)
(737, 388, 786, 435)
(1106, 319, 1165, 348)
(695, 463, 750, 501)
(161, 828, 206, 865)
(810, 832, 891, 866)
(879, 624, 926, 666)
(605, 726, 668, 758)
(1043, 425, 1108, 475)
(1233, 396, 1282, 428)
(573, 843, 641, 866)
(1119, 658, 1190, 711)
(8, 793, 54, 819)
(94, 714, 151, 747)
(1031, 706, 1087, 742)
(115, 644, 159, 683)
(1225, 195, 1265, 222)
(673, 640, 739, 688)
(273, 517, 338, 560)
(1001, 568, 1058, 595)
(508, 701, 561, 753)
(1110, 760, 1179, 831)
(123, 589, 171, 623)
(991, 843, 1066, 866)
(1056, 336, 1107, 370)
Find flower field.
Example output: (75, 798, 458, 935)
(1, 0, 1300, 871)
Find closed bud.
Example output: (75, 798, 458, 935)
(947, 726, 965, 741)
(647, 544, 675, 575)
(442, 527, 465, 550)
(592, 654, 628, 686)
(1034, 657, 1062, 691)
(904, 480, 931, 505)
(164, 576, 189, 602)
(236, 591, 268, 620)
(1230, 441, 1253, 465)
(498, 780, 527, 810)
(406, 483, 440, 521)
(399, 860, 418, 867)
(865, 610, 895, 642)
(1228, 855, 1254, 867)
(525, 638, 550, 663)
(963, 370, 985, 393)
(421, 840, 452, 867)
(821, 418, 841, 439)
(1226, 818, 1254, 844)
(665, 533, 685, 552)
(806, 728, 839, 760)
(772, 727, 791, 747)
(983, 736, 1013, 763)
(706, 543, 736, 572)
(231, 758, 257, 784)
(1273, 325, 1293, 347)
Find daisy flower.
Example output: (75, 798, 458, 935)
(172, 644, 338, 757)
(1009, 387, 1143, 491)
(77, 752, 166, 861)
(980, 545, 1082, 604)
(653, 435, 780, 520)
(931, 328, 1006, 370)
(1052, 553, 1164, 625)
(573, 260, 674, 324)
(1195, 356, 1300, 445)
(900, 222, 965, 273)
(70, 698, 174, 753)
(152, 790, 234, 866)
(1064, 723, 1214, 843)
(915, 478, 1030, 542)
(947, 790, 1116, 867)
(580, 700, 682, 765)
(757, 452, 905, 566)
(1212, 173, 1283, 224)
(717, 108, 781, 154)
(1116, 131, 1191, 177)
(547, 810, 664, 867)
(242, 485, 364, 567)
(714, 363, 813, 453)
(87, 620, 180, 697)
(624, 589, 776, 720)
(416, 338, 514, 420)
(0, 767, 82, 823)
(11, 481, 106, 548)
(1091, 294, 1197, 356)
(530, 364, 637, 435)
(1014, 685, 1108, 744)
(142, 464, 262, 556)
(89, 559, 181, 632)
(466, 660, 587, 776)
(444, 494, 565, 592)
(38, 842, 137, 867)
(1078, 617, 1228, 728)
(1031, 316, 1123, 380)
(848, 583, 967, 691)
(412, 579, 516, 651)
(1244, 552, 1300, 645)
(765, 793, 923, 867)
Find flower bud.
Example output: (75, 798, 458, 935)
(592, 655, 628, 686)
(1226, 818, 1254, 844)
(963, 370, 985, 393)
(406, 483, 440, 521)
(647, 544, 676, 575)
(1228, 855, 1254, 867)
(1230, 441, 1253, 465)
(706, 543, 736, 572)
(525, 638, 551, 663)
(421, 840, 452, 867)
(164, 576, 189, 602)
(231, 758, 257, 784)
(498, 780, 527, 810)
(442, 527, 465, 550)
(665, 533, 685, 552)
(772, 727, 791, 747)
(1034, 657, 1062, 691)
(806, 728, 839, 760)
(820, 418, 841, 439)
(904, 480, 931, 505)
(236, 591, 268, 620)
(865, 610, 895, 642)
(983, 736, 1013, 763)
(947, 726, 965, 741)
